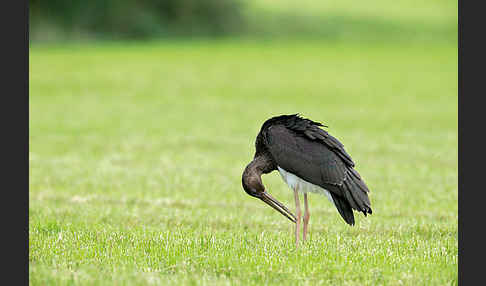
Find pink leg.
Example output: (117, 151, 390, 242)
(293, 187, 302, 248)
(303, 193, 310, 241)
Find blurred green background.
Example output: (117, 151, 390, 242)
(29, 0, 456, 43)
(29, 1, 457, 285)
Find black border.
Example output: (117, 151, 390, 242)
(458, 0, 482, 284)
(1, 0, 29, 284)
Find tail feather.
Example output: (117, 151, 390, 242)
(330, 192, 355, 225)
(330, 168, 372, 225)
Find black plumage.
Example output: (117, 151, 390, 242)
(242, 114, 372, 235)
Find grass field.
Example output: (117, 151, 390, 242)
(29, 39, 457, 285)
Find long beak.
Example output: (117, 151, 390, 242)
(259, 191, 296, 223)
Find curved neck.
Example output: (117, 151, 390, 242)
(247, 154, 276, 176)
(242, 154, 275, 194)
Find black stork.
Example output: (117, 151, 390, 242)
(242, 114, 372, 247)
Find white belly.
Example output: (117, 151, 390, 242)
(277, 166, 335, 206)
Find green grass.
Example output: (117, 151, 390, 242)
(29, 37, 457, 285)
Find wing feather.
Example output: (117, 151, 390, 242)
(265, 124, 347, 188)
(262, 120, 372, 223)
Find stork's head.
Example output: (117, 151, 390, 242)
(242, 165, 265, 198)
(242, 161, 296, 223)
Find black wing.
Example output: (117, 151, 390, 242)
(263, 121, 372, 225)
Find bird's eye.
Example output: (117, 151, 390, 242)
(247, 188, 261, 198)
